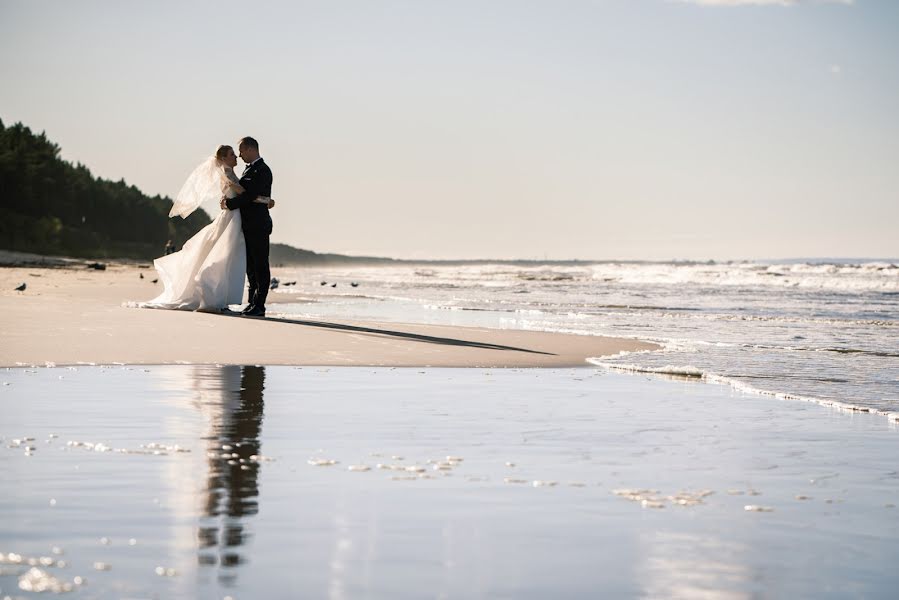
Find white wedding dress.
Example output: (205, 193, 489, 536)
(133, 158, 247, 312)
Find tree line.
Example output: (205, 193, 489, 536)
(0, 119, 211, 259)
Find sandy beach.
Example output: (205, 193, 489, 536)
(0, 263, 656, 368)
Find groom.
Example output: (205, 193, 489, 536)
(221, 136, 273, 318)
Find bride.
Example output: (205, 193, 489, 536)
(134, 145, 274, 312)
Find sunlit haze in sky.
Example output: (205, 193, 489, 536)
(1, 0, 897, 260)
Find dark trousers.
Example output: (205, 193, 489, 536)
(244, 229, 271, 308)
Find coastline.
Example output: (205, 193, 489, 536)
(2, 258, 897, 598)
(592, 361, 899, 425)
(0, 264, 657, 368)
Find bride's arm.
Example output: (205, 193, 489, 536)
(219, 168, 245, 210)
(225, 165, 272, 211)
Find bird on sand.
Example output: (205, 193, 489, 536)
(152, 278, 159, 284)
(14, 282, 26, 292)
(139, 273, 144, 279)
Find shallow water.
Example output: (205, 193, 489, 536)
(271, 261, 899, 416)
(1, 365, 898, 598)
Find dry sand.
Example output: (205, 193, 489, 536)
(0, 263, 657, 367)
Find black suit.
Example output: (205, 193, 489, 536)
(225, 158, 273, 309)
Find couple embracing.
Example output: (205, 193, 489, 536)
(136, 137, 274, 317)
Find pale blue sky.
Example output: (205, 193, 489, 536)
(2, 0, 897, 260)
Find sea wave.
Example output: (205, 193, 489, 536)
(740, 344, 899, 358)
(594, 310, 899, 327)
(273, 261, 898, 420)
(587, 263, 899, 292)
(588, 360, 899, 424)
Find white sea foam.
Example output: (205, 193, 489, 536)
(273, 260, 899, 418)
(589, 360, 897, 422)
(586, 262, 899, 292)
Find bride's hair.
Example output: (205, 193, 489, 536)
(214, 145, 232, 163)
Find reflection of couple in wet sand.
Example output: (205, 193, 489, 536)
(136, 137, 274, 318)
(195, 365, 266, 582)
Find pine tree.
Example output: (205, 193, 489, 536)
(0, 119, 212, 258)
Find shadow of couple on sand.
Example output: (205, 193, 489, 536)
(217, 312, 556, 357)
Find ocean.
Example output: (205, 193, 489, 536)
(272, 260, 899, 419)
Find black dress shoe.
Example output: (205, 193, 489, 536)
(243, 306, 266, 318)
(240, 304, 256, 314)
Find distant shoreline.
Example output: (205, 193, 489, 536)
(2, 249, 895, 270)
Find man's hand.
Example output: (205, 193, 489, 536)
(220, 197, 227, 210)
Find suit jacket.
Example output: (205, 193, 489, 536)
(226, 158, 273, 235)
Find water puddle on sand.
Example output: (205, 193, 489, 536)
(1, 365, 898, 598)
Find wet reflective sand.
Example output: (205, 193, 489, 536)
(1, 366, 898, 598)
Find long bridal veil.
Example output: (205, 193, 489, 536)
(129, 156, 246, 311)
(170, 157, 227, 219)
